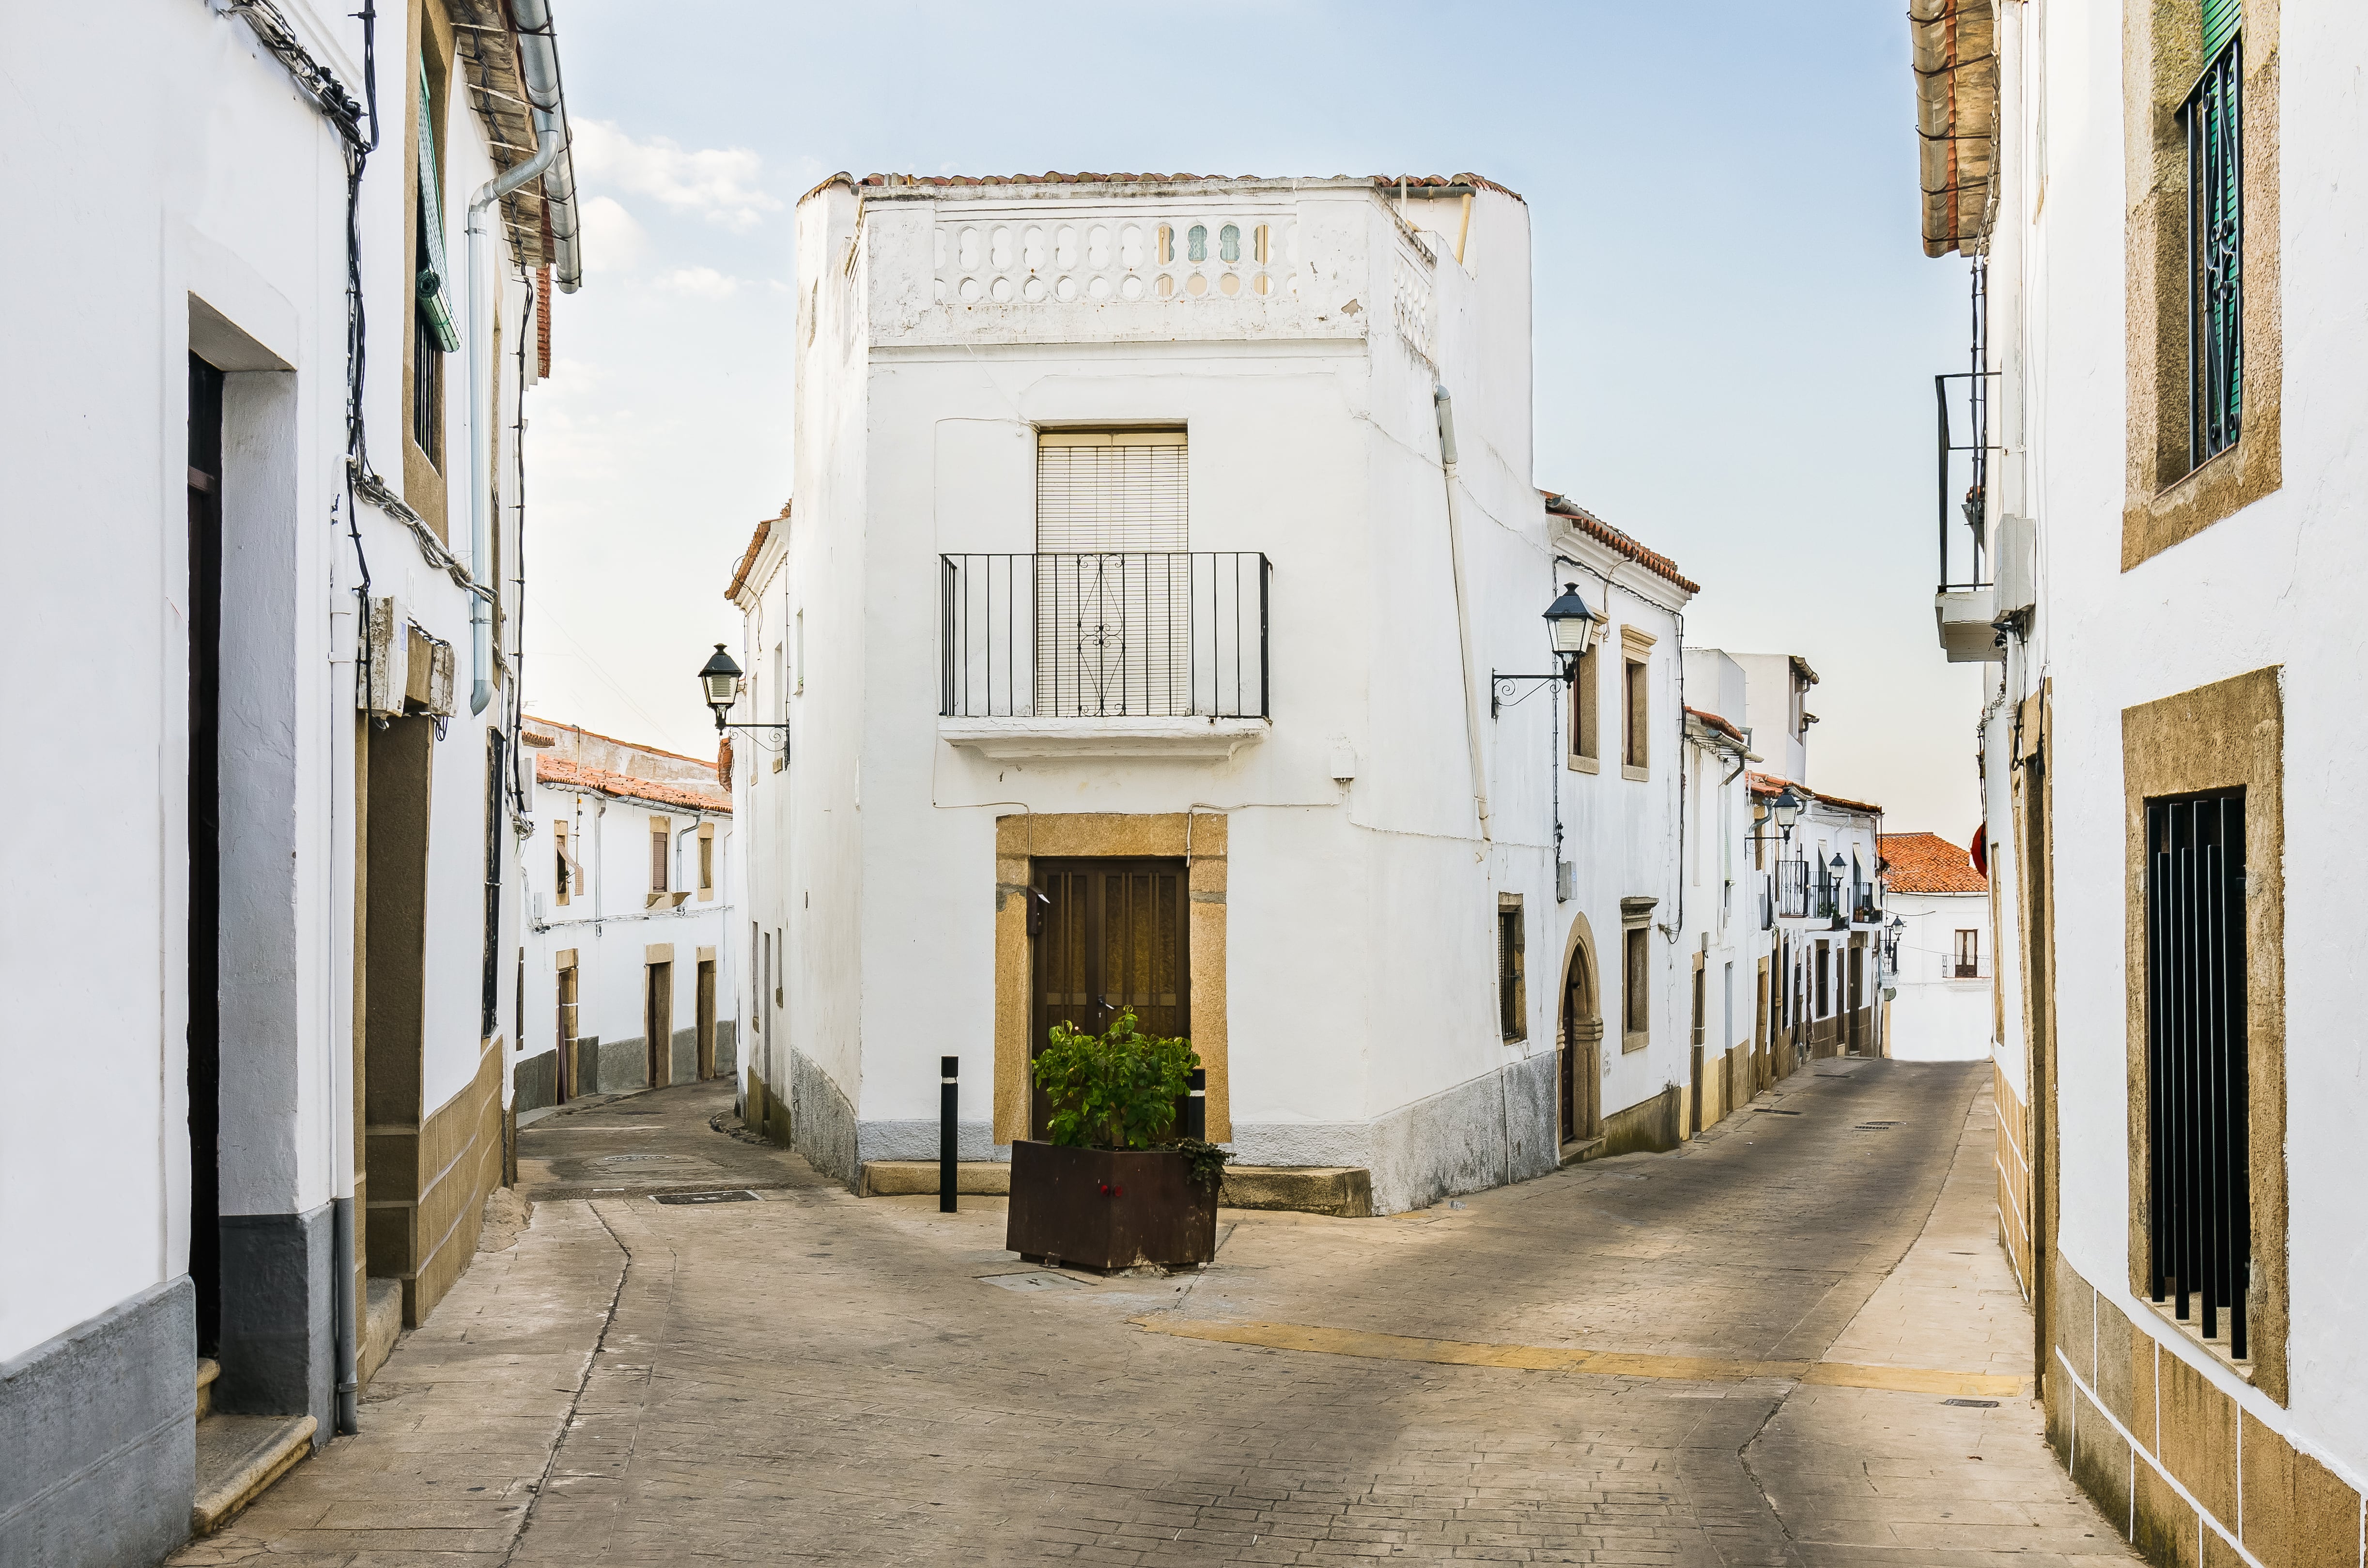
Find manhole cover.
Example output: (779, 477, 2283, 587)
(651, 1190, 758, 1205)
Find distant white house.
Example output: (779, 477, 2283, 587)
(1873, 833, 1989, 1062)
(519, 722, 738, 1112)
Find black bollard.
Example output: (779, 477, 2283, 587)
(940, 1055, 959, 1214)
(1184, 1066, 1206, 1141)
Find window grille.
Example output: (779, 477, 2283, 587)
(1497, 905, 1526, 1041)
(2185, 31, 2243, 467)
(2146, 791, 2250, 1358)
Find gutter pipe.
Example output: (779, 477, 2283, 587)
(464, 0, 577, 714)
(1433, 386, 1491, 840)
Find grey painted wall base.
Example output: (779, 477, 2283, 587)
(0, 1276, 195, 1568)
(858, 1120, 1008, 1164)
(713, 1019, 737, 1076)
(671, 1026, 697, 1086)
(1228, 1052, 1561, 1214)
(216, 1204, 333, 1438)
(789, 1048, 860, 1184)
(593, 1036, 642, 1094)
(514, 1048, 559, 1113)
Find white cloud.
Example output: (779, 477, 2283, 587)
(579, 196, 648, 273)
(573, 120, 783, 232)
(654, 266, 742, 300)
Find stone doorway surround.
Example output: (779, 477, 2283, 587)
(993, 812, 1228, 1144)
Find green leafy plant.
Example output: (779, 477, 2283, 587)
(1173, 1137, 1233, 1192)
(1033, 1010, 1197, 1150)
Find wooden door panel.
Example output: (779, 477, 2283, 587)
(1031, 859, 1189, 1139)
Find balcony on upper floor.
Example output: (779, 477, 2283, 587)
(938, 551, 1271, 761)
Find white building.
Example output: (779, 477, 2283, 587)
(725, 170, 1722, 1213)
(1874, 833, 1990, 1063)
(1917, 0, 2368, 1548)
(518, 722, 739, 1109)
(0, 5, 579, 1561)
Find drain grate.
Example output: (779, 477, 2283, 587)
(1941, 1397, 2000, 1408)
(1755, 1108, 1803, 1116)
(1855, 1121, 1900, 1130)
(651, 1189, 758, 1205)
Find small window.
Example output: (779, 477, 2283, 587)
(1955, 929, 1980, 979)
(1187, 224, 1207, 262)
(1624, 927, 1650, 1043)
(1218, 224, 1240, 262)
(553, 820, 572, 907)
(1253, 224, 1270, 264)
(1570, 644, 1599, 764)
(1497, 899, 1526, 1041)
(697, 823, 716, 899)
(1156, 224, 1174, 265)
(2183, 8, 2244, 468)
(1623, 657, 1650, 772)
(650, 821, 669, 893)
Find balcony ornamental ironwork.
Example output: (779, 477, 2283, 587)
(1775, 861, 1811, 921)
(940, 552, 1271, 720)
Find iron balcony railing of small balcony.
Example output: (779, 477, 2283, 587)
(1775, 861, 1811, 921)
(940, 552, 1272, 720)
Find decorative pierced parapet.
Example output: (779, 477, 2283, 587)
(931, 210, 1301, 307)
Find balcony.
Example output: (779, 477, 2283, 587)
(1933, 262, 2006, 664)
(939, 552, 1270, 760)
(1775, 861, 1811, 921)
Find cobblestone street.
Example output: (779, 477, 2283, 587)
(172, 1061, 2134, 1566)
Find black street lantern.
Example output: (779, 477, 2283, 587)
(699, 644, 743, 730)
(1542, 583, 1598, 667)
(1771, 785, 1805, 833)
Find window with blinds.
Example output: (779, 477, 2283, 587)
(2185, 0, 2243, 467)
(1497, 899, 1526, 1041)
(1035, 430, 1189, 715)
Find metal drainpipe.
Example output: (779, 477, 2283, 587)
(464, 0, 576, 713)
(1433, 386, 1490, 840)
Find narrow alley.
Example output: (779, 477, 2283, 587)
(172, 1063, 2130, 1566)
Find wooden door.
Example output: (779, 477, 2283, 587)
(696, 960, 717, 1079)
(1559, 946, 1599, 1144)
(1031, 859, 1189, 1139)
(557, 964, 578, 1100)
(1847, 946, 1865, 1053)
(645, 962, 673, 1088)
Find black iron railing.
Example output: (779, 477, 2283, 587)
(940, 552, 1271, 720)
(2146, 791, 2250, 1359)
(1935, 257, 2000, 592)
(1775, 861, 1810, 921)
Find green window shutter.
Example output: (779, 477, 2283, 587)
(416, 61, 461, 354)
(2202, 0, 2241, 58)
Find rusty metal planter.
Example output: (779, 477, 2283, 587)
(1006, 1140, 1216, 1272)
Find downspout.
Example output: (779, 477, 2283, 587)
(464, 0, 577, 713)
(1433, 386, 1490, 840)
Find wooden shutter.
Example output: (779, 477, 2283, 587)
(1034, 430, 1190, 716)
(1036, 430, 1188, 553)
(2201, 0, 2241, 56)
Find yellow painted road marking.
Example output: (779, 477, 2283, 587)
(1130, 1317, 2027, 1398)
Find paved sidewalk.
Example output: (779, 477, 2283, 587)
(169, 1064, 2135, 1566)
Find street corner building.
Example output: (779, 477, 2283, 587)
(0, 1, 583, 1562)
(517, 721, 740, 1110)
(717, 170, 1904, 1217)
(1915, 0, 2368, 1560)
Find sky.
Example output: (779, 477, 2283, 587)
(521, 0, 1985, 838)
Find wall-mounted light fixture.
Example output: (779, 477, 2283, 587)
(697, 644, 791, 752)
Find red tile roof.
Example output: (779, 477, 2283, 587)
(725, 503, 786, 602)
(1878, 832, 1987, 894)
(1685, 707, 1746, 745)
(1746, 771, 1883, 818)
(1541, 492, 1700, 594)
(535, 755, 731, 815)
(820, 171, 1523, 203)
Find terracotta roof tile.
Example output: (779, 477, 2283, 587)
(535, 755, 731, 815)
(1878, 832, 1987, 894)
(1685, 707, 1746, 745)
(1541, 492, 1700, 594)
(818, 170, 1524, 203)
(1746, 771, 1883, 817)
(725, 502, 787, 602)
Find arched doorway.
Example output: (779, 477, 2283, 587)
(1558, 918, 1604, 1148)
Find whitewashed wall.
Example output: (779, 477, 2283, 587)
(1884, 891, 1990, 1062)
